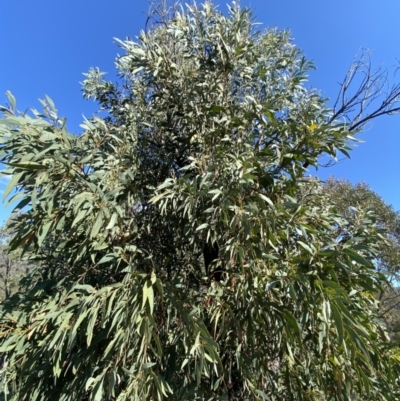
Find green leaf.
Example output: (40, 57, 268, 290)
(72, 208, 89, 228)
(90, 211, 103, 238)
(87, 305, 99, 346)
(331, 302, 344, 345)
(258, 193, 274, 207)
(106, 212, 118, 230)
(2, 172, 23, 202)
(142, 280, 154, 315)
(38, 220, 52, 247)
(196, 223, 208, 231)
(298, 241, 314, 255)
(283, 311, 303, 351)
(6, 90, 16, 110)
(344, 248, 373, 268)
(255, 389, 269, 400)
(97, 253, 117, 265)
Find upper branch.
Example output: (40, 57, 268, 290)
(329, 49, 400, 132)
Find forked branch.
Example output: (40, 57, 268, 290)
(330, 49, 400, 131)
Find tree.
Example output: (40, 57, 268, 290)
(324, 177, 400, 343)
(0, 2, 400, 400)
(324, 178, 400, 280)
(0, 221, 30, 300)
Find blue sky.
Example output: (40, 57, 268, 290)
(1, 0, 399, 223)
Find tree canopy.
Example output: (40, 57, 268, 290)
(324, 178, 400, 344)
(324, 178, 400, 280)
(0, 2, 399, 400)
(0, 221, 30, 300)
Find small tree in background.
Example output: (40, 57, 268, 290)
(324, 177, 400, 344)
(0, 221, 30, 300)
(0, 2, 400, 400)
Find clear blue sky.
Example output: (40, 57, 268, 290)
(1, 0, 399, 223)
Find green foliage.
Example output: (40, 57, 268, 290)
(0, 2, 399, 400)
(324, 178, 400, 279)
(0, 220, 30, 300)
(324, 177, 400, 344)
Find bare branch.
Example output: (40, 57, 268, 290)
(329, 49, 400, 132)
(318, 157, 347, 168)
(381, 299, 400, 316)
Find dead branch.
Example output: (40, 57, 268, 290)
(329, 49, 400, 132)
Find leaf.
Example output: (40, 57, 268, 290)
(85, 377, 96, 392)
(92, 378, 104, 401)
(0, 336, 17, 352)
(190, 332, 201, 356)
(196, 223, 208, 231)
(321, 299, 331, 323)
(69, 309, 90, 347)
(141, 362, 156, 370)
(331, 302, 344, 345)
(157, 178, 174, 190)
(298, 241, 314, 255)
(149, 192, 168, 204)
(72, 208, 89, 228)
(90, 211, 104, 238)
(210, 105, 225, 113)
(255, 389, 269, 400)
(45, 94, 56, 111)
(258, 193, 274, 207)
(106, 212, 118, 230)
(73, 285, 95, 295)
(2, 171, 23, 202)
(344, 249, 373, 268)
(6, 90, 16, 110)
(142, 280, 154, 315)
(87, 305, 99, 346)
(97, 253, 117, 265)
(283, 311, 303, 351)
(38, 220, 52, 247)
(4, 161, 48, 170)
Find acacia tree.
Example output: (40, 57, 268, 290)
(0, 2, 400, 400)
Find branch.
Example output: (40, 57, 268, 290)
(380, 299, 400, 316)
(329, 49, 400, 132)
(145, 0, 180, 30)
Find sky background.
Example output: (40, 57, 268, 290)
(0, 0, 399, 223)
